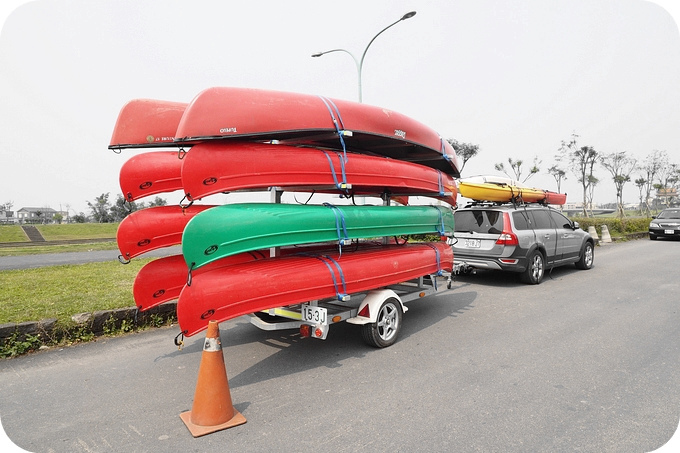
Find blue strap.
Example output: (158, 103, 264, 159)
(324, 97, 346, 130)
(321, 150, 349, 191)
(437, 170, 445, 196)
(318, 96, 348, 162)
(424, 243, 443, 276)
(323, 203, 350, 252)
(423, 244, 444, 290)
(297, 253, 348, 301)
(323, 254, 349, 301)
(440, 137, 452, 161)
(432, 205, 447, 235)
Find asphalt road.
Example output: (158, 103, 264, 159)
(0, 246, 182, 271)
(1, 239, 679, 452)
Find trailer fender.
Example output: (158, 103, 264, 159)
(346, 289, 406, 325)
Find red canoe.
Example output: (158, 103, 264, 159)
(109, 99, 187, 150)
(177, 242, 452, 337)
(133, 252, 268, 311)
(181, 142, 457, 206)
(173, 87, 461, 177)
(116, 205, 214, 261)
(133, 240, 397, 311)
(119, 151, 185, 202)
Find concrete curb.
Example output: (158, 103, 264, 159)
(0, 301, 177, 346)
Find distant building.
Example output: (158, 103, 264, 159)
(16, 207, 59, 224)
(656, 188, 678, 207)
(0, 208, 16, 224)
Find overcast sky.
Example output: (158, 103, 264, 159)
(1, 0, 680, 215)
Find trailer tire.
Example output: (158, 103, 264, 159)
(361, 297, 402, 348)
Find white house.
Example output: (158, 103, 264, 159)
(16, 207, 59, 223)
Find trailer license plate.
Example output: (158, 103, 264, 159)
(465, 239, 481, 248)
(302, 305, 327, 325)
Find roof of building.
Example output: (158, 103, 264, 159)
(17, 207, 58, 213)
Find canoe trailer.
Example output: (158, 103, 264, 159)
(240, 188, 459, 348)
(249, 273, 453, 348)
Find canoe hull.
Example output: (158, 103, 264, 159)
(177, 242, 453, 337)
(134, 252, 268, 311)
(133, 240, 398, 311)
(174, 87, 461, 176)
(181, 142, 457, 205)
(116, 205, 215, 260)
(181, 203, 454, 270)
(109, 99, 187, 149)
(119, 151, 184, 202)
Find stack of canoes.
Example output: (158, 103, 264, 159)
(110, 87, 461, 337)
(458, 175, 567, 205)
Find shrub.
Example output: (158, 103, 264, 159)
(571, 216, 651, 236)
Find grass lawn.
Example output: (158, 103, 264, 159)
(0, 259, 152, 325)
(0, 225, 28, 243)
(0, 223, 119, 256)
(37, 223, 118, 241)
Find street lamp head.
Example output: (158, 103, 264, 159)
(311, 52, 323, 57)
(401, 11, 416, 20)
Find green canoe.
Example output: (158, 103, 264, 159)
(182, 203, 454, 270)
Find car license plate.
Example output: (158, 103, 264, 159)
(301, 305, 327, 325)
(465, 239, 481, 248)
(665, 229, 674, 234)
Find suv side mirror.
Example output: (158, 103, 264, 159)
(572, 221, 580, 230)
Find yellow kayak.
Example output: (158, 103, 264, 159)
(458, 176, 548, 203)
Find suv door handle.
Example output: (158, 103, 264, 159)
(544, 234, 551, 239)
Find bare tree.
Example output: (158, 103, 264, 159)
(639, 150, 667, 213)
(494, 156, 541, 182)
(600, 151, 637, 218)
(586, 175, 599, 217)
(446, 139, 479, 174)
(655, 162, 680, 207)
(635, 177, 647, 215)
(560, 133, 598, 217)
(547, 164, 567, 193)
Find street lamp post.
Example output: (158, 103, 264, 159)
(311, 11, 416, 103)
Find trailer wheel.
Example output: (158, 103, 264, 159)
(361, 298, 402, 348)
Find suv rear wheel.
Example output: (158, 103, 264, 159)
(520, 250, 545, 284)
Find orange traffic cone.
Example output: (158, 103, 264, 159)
(180, 320, 246, 437)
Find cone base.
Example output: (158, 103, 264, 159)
(180, 409, 247, 437)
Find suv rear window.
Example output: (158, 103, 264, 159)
(454, 210, 503, 234)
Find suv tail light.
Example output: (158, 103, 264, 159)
(495, 212, 519, 246)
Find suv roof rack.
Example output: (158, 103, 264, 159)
(462, 199, 550, 209)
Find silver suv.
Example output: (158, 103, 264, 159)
(452, 202, 594, 284)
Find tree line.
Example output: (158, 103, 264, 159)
(86, 193, 167, 223)
(449, 133, 679, 217)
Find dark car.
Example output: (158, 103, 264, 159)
(452, 202, 595, 284)
(649, 208, 680, 240)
